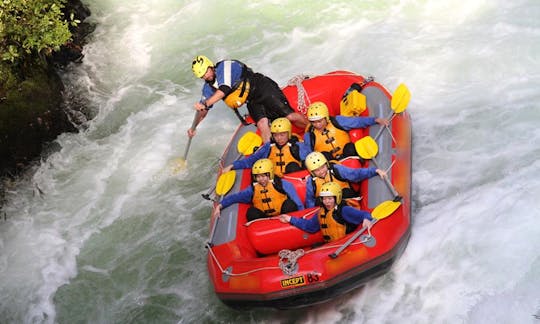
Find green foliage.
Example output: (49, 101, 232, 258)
(0, 0, 79, 64)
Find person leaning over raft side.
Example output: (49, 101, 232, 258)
(279, 182, 373, 243)
(304, 151, 387, 208)
(214, 158, 304, 222)
(303, 101, 388, 161)
(189, 55, 308, 143)
(222, 118, 308, 177)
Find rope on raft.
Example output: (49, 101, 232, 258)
(287, 74, 312, 115)
(206, 208, 380, 278)
(206, 233, 373, 277)
(278, 249, 305, 276)
(287, 73, 375, 116)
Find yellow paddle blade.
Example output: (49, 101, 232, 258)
(391, 83, 411, 114)
(237, 131, 262, 155)
(340, 90, 367, 117)
(215, 170, 236, 196)
(354, 136, 379, 160)
(372, 200, 401, 220)
(169, 158, 187, 175)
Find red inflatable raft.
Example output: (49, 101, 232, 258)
(205, 71, 412, 309)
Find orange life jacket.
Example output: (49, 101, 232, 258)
(252, 180, 288, 216)
(318, 206, 346, 242)
(268, 142, 301, 177)
(311, 163, 361, 207)
(309, 118, 350, 158)
(311, 162, 353, 197)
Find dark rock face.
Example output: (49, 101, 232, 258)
(0, 63, 74, 172)
(0, 0, 94, 176)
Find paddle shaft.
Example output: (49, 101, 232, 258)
(202, 156, 243, 202)
(182, 110, 201, 161)
(202, 183, 229, 202)
(182, 138, 193, 161)
(202, 133, 262, 201)
(202, 185, 217, 201)
(329, 219, 379, 258)
(374, 84, 410, 142)
(373, 111, 395, 142)
(208, 206, 221, 245)
(208, 202, 228, 245)
(370, 157, 400, 198)
(202, 157, 241, 201)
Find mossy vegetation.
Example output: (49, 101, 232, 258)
(1, 0, 78, 64)
(0, 0, 91, 175)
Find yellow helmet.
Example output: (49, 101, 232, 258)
(319, 181, 342, 204)
(307, 101, 329, 121)
(305, 151, 328, 173)
(252, 158, 274, 180)
(192, 55, 214, 78)
(270, 117, 292, 138)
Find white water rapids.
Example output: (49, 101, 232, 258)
(1, 1, 539, 323)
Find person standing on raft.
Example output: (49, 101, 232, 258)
(189, 55, 308, 143)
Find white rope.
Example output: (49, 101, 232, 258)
(287, 74, 311, 115)
(278, 249, 305, 276)
(206, 229, 373, 278)
(385, 160, 396, 174)
(286, 73, 375, 115)
(207, 243, 281, 277)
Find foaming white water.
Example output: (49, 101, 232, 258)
(1, 0, 539, 323)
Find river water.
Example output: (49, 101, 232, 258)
(1, 1, 539, 323)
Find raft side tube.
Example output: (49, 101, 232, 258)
(245, 208, 323, 255)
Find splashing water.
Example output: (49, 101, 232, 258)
(1, 0, 539, 323)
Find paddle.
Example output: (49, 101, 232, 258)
(355, 136, 400, 199)
(215, 170, 236, 196)
(329, 200, 401, 259)
(170, 110, 201, 174)
(237, 131, 262, 156)
(373, 83, 411, 141)
(202, 131, 263, 201)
